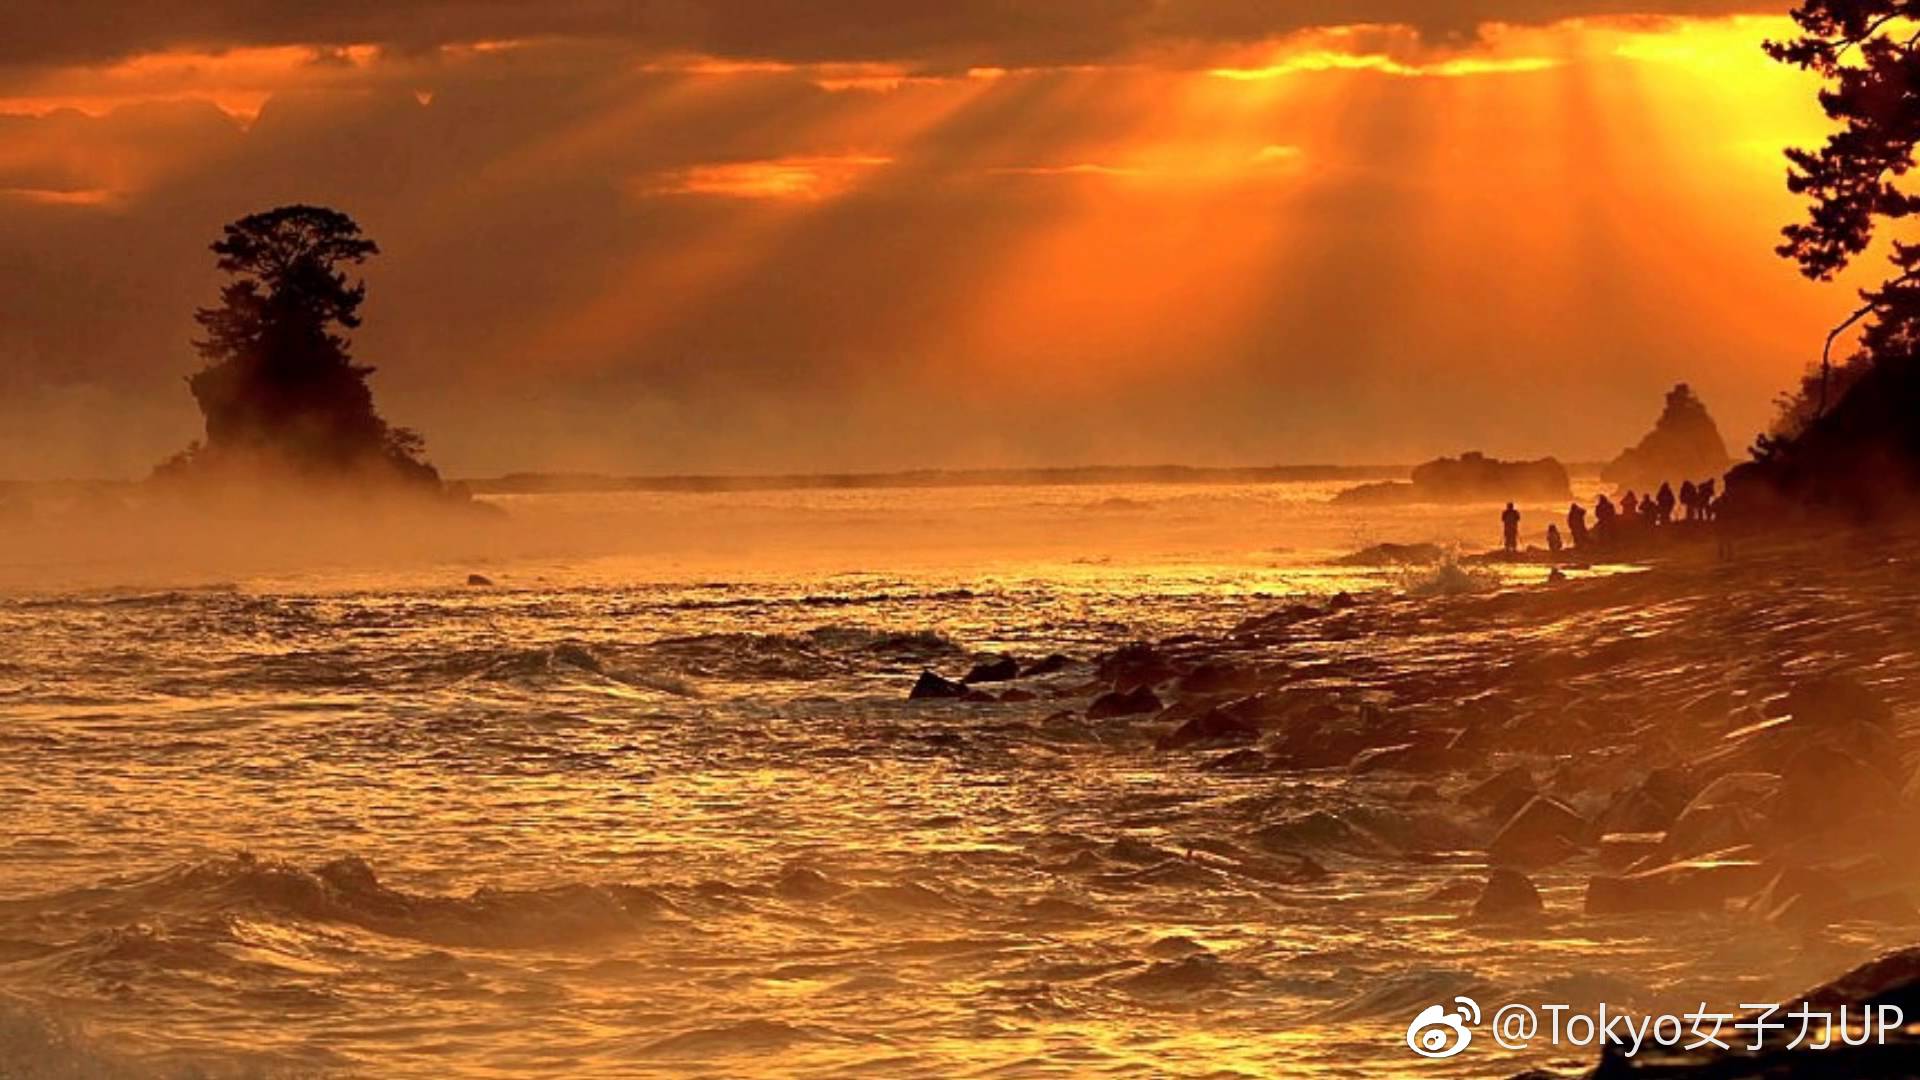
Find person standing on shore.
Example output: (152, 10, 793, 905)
(1502, 503, 1521, 553)
(1547, 524, 1563, 554)
(1656, 483, 1677, 525)
(1594, 495, 1617, 544)
(1568, 503, 1589, 547)
(1680, 480, 1699, 521)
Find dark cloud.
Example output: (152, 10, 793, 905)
(3, 0, 1775, 70)
(0, 26, 1833, 481)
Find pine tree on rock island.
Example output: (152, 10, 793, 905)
(155, 205, 443, 492)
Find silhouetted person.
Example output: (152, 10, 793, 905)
(1656, 482, 1676, 525)
(1621, 491, 1639, 519)
(1501, 502, 1521, 553)
(1568, 502, 1589, 547)
(1680, 479, 1698, 521)
(1638, 495, 1659, 528)
(1547, 524, 1563, 554)
(1594, 494, 1617, 544)
(1699, 479, 1717, 521)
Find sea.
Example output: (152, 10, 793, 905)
(0, 480, 1642, 1078)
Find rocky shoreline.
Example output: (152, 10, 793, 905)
(912, 526, 1920, 1075)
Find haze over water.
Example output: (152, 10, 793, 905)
(7, 481, 1910, 1078)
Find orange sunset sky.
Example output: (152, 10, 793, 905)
(0, 2, 1872, 478)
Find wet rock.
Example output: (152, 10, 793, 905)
(1471, 868, 1545, 921)
(1665, 772, 1777, 857)
(1488, 796, 1590, 868)
(1428, 878, 1482, 904)
(1748, 865, 1850, 928)
(1096, 643, 1180, 691)
(1332, 542, 1445, 566)
(1774, 745, 1906, 831)
(1596, 782, 1684, 836)
(465, 573, 495, 586)
(1327, 590, 1358, 610)
(1021, 654, 1073, 677)
(1461, 766, 1538, 821)
(1348, 741, 1453, 775)
(1596, 832, 1667, 870)
(1157, 707, 1258, 751)
(909, 670, 968, 700)
(1586, 853, 1766, 915)
(1200, 748, 1270, 773)
(963, 656, 1020, 683)
(1174, 661, 1259, 695)
(998, 687, 1038, 704)
(1254, 811, 1389, 856)
(1088, 686, 1163, 720)
(1772, 672, 1893, 729)
(961, 688, 998, 703)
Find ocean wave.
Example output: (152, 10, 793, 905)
(2, 854, 677, 952)
(645, 626, 960, 681)
(435, 642, 697, 696)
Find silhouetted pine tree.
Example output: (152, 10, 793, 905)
(1745, 2, 1920, 513)
(156, 205, 440, 489)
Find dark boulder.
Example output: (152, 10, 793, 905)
(1157, 707, 1259, 751)
(1774, 671, 1895, 729)
(1021, 653, 1073, 677)
(1097, 643, 1180, 691)
(1586, 854, 1766, 915)
(466, 573, 495, 586)
(963, 656, 1020, 683)
(1461, 766, 1537, 821)
(1488, 796, 1590, 868)
(1174, 661, 1259, 695)
(909, 670, 968, 700)
(1471, 868, 1545, 921)
(1601, 382, 1733, 493)
(1088, 686, 1163, 720)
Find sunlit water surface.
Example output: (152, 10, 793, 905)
(3, 481, 1850, 1078)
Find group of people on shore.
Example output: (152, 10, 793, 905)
(1502, 478, 1722, 554)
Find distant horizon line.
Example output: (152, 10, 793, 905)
(3, 459, 1615, 493)
(461, 460, 1610, 495)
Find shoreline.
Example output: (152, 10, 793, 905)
(975, 526, 1920, 1074)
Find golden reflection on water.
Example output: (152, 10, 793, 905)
(0, 483, 1901, 1077)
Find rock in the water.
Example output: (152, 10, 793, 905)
(1334, 451, 1571, 505)
(1200, 748, 1270, 773)
(1174, 661, 1258, 695)
(1097, 643, 1180, 691)
(1157, 707, 1260, 751)
(1665, 772, 1777, 857)
(466, 573, 495, 586)
(998, 687, 1038, 703)
(1601, 382, 1733, 492)
(963, 656, 1020, 683)
(1774, 671, 1894, 729)
(1021, 654, 1073, 677)
(1488, 796, 1590, 868)
(1585, 854, 1766, 915)
(1774, 745, 1905, 832)
(1462, 766, 1538, 821)
(1348, 741, 1453, 775)
(1088, 686, 1163, 720)
(1333, 542, 1446, 567)
(909, 670, 968, 700)
(1471, 868, 1545, 921)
